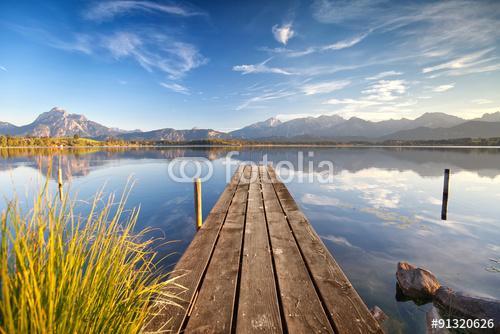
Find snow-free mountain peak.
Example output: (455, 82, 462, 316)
(476, 111, 500, 122)
(249, 117, 282, 129)
(412, 112, 464, 128)
(264, 117, 282, 127)
(35, 107, 69, 121)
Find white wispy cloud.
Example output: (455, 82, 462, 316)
(362, 79, 407, 101)
(56, 34, 94, 54)
(160, 82, 190, 94)
(320, 78, 415, 120)
(236, 89, 295, 110)
(365, 71, 402, 81)
(472, 99, 493, 105)
(322, 32, 369, 51)
(81, 2, 207, 80)
(312, 0, 500, 49)
(432, 84, 454, 93)
(0, 66, 6, 72)
(323, 98, 382, 108)
(394, 100, 418, 108)
(103, 31, 207, 79)
(421, 49, 451, 59)
(401, 3, 500, 77)
(9, 19, 206, 80)
(458, 63, 500, 76)
(272, 23, 295, 45)
(430, 63, 500, 78)
(104, 31, 141, 57)
(311, 0, 385, 24)
(404, 2, 500, 53)
(265, 32, 369, 57)
(312, 0, 500, 79)
(8, 24, 96, 55)
(233, 58, 294, 75)
(84, 0, 205, 21)
(284, 51, 418, 76)
(301, 80, 350, 95)
(422, 48, 496, 74)
(14, 25, 94, 55)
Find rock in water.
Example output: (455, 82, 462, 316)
(396, 262, 441, 301)
(395, 262, 500, 332)
(370, 306, 388, 324)
(434, 287, 500, 332)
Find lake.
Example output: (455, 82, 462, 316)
(1, 146, 499, 333)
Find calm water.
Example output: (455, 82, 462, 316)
(1, 147, 500, 333)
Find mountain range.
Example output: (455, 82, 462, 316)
(0, 108, 125, 138)
(1, 107, 500, 142)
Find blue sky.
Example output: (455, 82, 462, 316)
(1, 0, 500, 131)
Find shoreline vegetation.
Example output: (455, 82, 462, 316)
(0, 183, 179, 333)
(2, 135, 500, 148)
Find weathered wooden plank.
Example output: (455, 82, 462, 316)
(260, 166, 272, 184)
(184, 166, 251, 333)
(144, 165, 245, 333)
(236, 166, 282, 333)
(210, 165, 246, 214)
(260, 168, 282, 214)
(260, 167, 334, 334)
(267, 167, 383, 334)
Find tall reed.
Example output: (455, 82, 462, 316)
(0, 185, 180, 334)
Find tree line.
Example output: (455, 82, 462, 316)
(0, 135, 132, 147)
(2, 135, 500, 147)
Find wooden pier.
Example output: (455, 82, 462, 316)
(147, 165, 383, 333)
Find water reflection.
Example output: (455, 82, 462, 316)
(1, 147, 499, 333)
(0, 147, 236, 180)
(3, 146, 500, 180)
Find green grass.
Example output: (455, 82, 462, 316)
(0, 184, 180, 334)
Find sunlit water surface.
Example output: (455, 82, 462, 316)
(1, 147, 499, 333)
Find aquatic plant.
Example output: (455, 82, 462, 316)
(0, 185, 180, 334)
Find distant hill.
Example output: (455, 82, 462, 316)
(411, 112, 465, 128)
(118, 128, 227, 141)
(381, 120, 500, 141)
(229, 117, 282, 139)
(229, 112, 488, 140)
(0, 121, 16, 134)
(230, 115, 349, 139)
(1, 108, 499, 142)
(474, 112, 500, 122)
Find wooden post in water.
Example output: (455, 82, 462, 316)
(57, 156, 64, 201)
(194, 178, 202, 229)
(441, 168, 450, 220)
